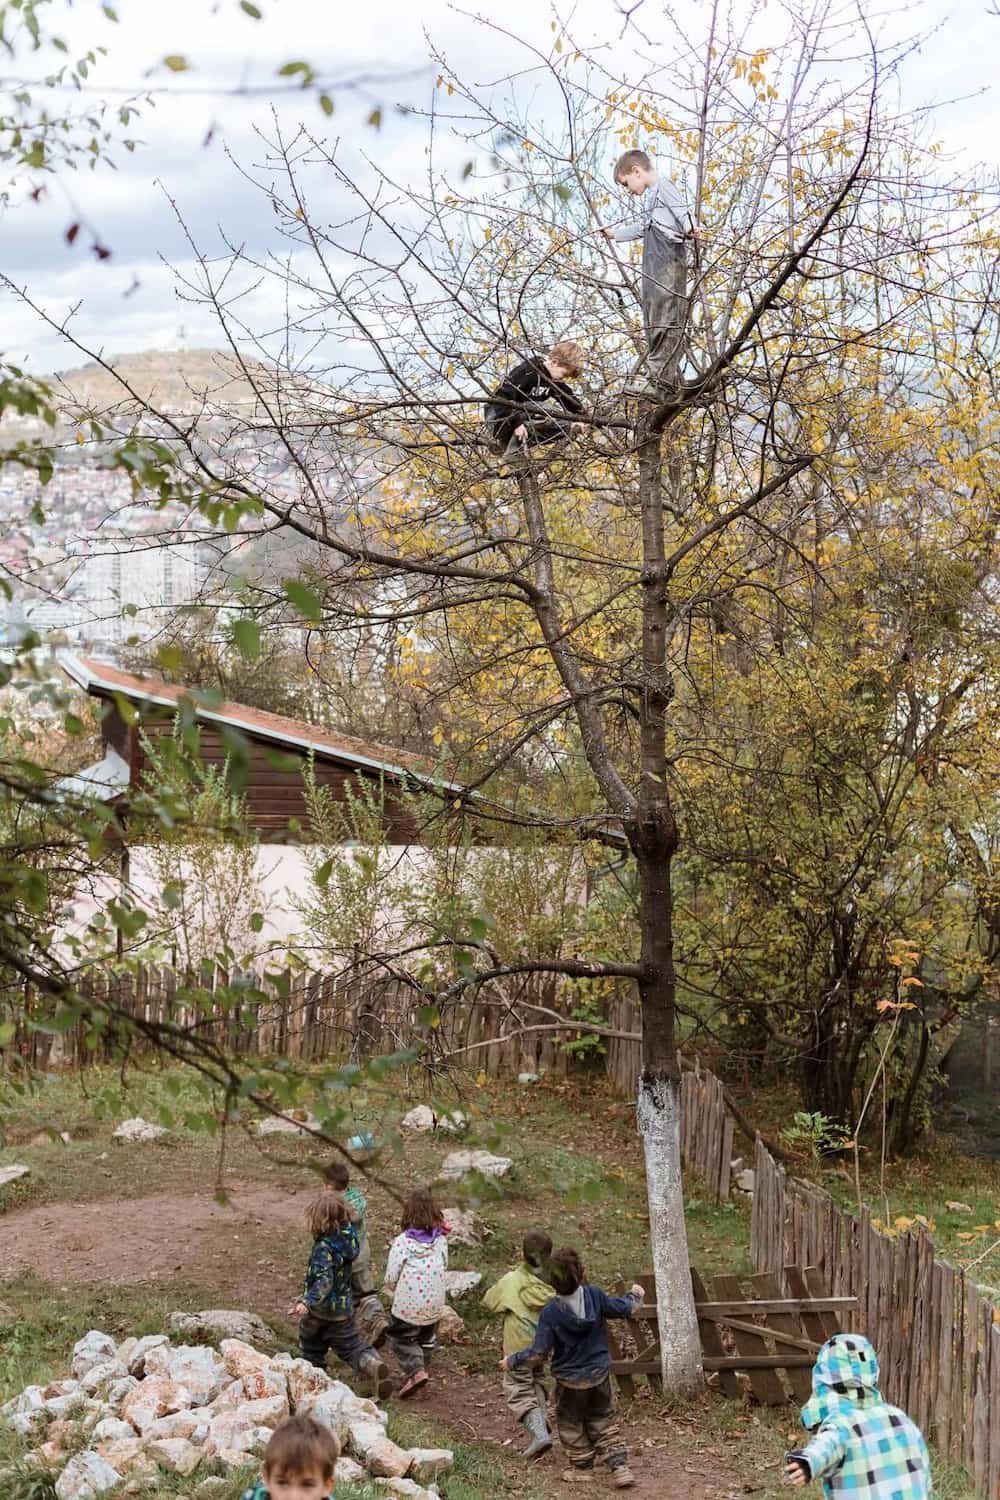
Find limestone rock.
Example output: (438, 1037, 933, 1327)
(112, 1117, 167, 1142)
(140, 1343, 172, 1379)
(400, 1105, 465, 1134)
(335, 1456, 368, 1484)
(145, 1435, 203, 1476)
(121, 1376, 193, 1434)
(442, 1207, 487, 1247)
(44, 1389, 88, 1420)
(92, 1437, 147, 1473)
(91, 1417, 135, 1443)
(444, 1270, 481, 1300)
(220, 1338, 273, 1380)
(80, 1360, 129, 1395)
(105, 1376, 139, 1410)
(115, 1337, 138, 1369)
(143, 1409, 209, 1442)
(170, 1309, 278, 1349)
(440, 1149, 512, 1181)
(376, 1479, 440, 1500)
(269, 1354, 333, 1410)
(297, 1387, 353, 1444)
(517, 1071, 540, 1085)
(204, 1410, 273, 1467)
(0, 1163, 31, 1188)
(437, 1306, 466, 1343)
(406, 1448, 455, 1482)
(71, 1331, 119, 1379)
(349, 1419, 413, 1477)
(162, 1344, 228, 1405)
(257, 1112, 318, 1135)
(125, 1333, 170, 1377)
(239, 1392, 289, 1427)
(54, 1451, 121, 1500)
(238, 1368, 288, 1404)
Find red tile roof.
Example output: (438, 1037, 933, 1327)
(60, 653, 450, 788)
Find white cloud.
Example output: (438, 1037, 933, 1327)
(2, 0, 997, 373)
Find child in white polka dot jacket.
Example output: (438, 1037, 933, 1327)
(383, 1187, 450, 1399)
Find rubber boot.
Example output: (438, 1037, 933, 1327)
(521, 1406, 553, 1459)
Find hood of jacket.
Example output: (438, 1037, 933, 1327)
(545, 1285, 604, 1338)
(401, 1230, 446, 1257)
(801, 1334, 883, 1431)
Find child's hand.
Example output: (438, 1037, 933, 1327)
(599, 226, 616, 241)
(629, 1284, 645, 1301)
(288, 1301, 308, 1319)
(514, 424, 528, 444)
(499, 1355, 512, 1370)
(784, 1462, 808, 1488)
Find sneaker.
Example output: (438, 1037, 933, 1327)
(561, 1470, 594, 1484)
(612, 1467, 636, 1489)
(398, 1370, 429, 1399)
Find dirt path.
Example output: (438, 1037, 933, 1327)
(0, 1182, 735, 1500)
(0, 1180, 306, 1285)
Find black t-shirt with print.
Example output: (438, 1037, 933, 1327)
(484, 356, 584, 443)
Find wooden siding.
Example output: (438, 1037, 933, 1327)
(112, 713, 426, 844)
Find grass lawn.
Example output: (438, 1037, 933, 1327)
(0, 1061, 984, 1500)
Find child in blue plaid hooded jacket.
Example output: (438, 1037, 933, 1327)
(784, 1334, 930, 1500)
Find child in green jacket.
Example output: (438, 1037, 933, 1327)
(483, 1229, 555, 1459)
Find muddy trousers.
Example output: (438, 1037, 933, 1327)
(555, 1377, 627, 1471)
(632, 231, 688, 387)
(299, 1312, 377, 1374)
(386, 1315, 439, 1378)
(503, 1363, 549, 1421)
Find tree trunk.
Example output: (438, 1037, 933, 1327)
(631, 412, 703, 1390)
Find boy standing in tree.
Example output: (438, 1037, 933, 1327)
(601, 149, 697, 398)
(503, 1247, 643, 1488)
(484, 341, 586, 465)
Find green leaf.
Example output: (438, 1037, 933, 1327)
(319, 93, 335, 116)
(0, 1022, 16, 1047)
(240, 0, 263, 14)
(554, 183, 573, 202)
(163, 55, 189, 72)
(283, 579, 322, 622)
(314, 858, 333, 889)
(250, 912, 264, 933)
(278, 60, 312, 78)
(367, 107, 383, 129)
(232, 617, 261, 661)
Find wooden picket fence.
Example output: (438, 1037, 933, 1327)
(610, 1265, 857, 1404)
(752, 1135, 1000, 1499)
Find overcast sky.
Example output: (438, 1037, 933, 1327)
(2, 0, 998, 374)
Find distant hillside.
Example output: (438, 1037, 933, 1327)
(50, 347, 327, 424)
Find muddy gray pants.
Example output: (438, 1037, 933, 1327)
(502, 1362, 549, 1421)
(639, 228, 687, 385)
(555, 1377, 627, 1471)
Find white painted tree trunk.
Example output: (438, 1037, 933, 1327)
(637, 1071, 704, 1389)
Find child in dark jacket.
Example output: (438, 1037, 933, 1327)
(323, 1158, 387, 1349)
(484, 341, 586, 465)
(503, 1247, 643, 1488)
(289, 1190, 389, 1397)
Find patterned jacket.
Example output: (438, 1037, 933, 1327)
(788, 1335, 931, 1500)
(302, 1223, 359, 1317)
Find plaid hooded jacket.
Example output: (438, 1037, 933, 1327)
(788, 1335, 931, 1500)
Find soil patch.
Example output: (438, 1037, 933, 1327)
(0, 1180, 307, 1286)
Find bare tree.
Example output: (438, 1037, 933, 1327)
(17, 2, 990, 1387)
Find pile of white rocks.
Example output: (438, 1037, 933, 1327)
(1, 1328, 453, 1500)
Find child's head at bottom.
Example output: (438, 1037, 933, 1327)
(261, 1413, 339, 1500)
(549, 1246, 585, 1295)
